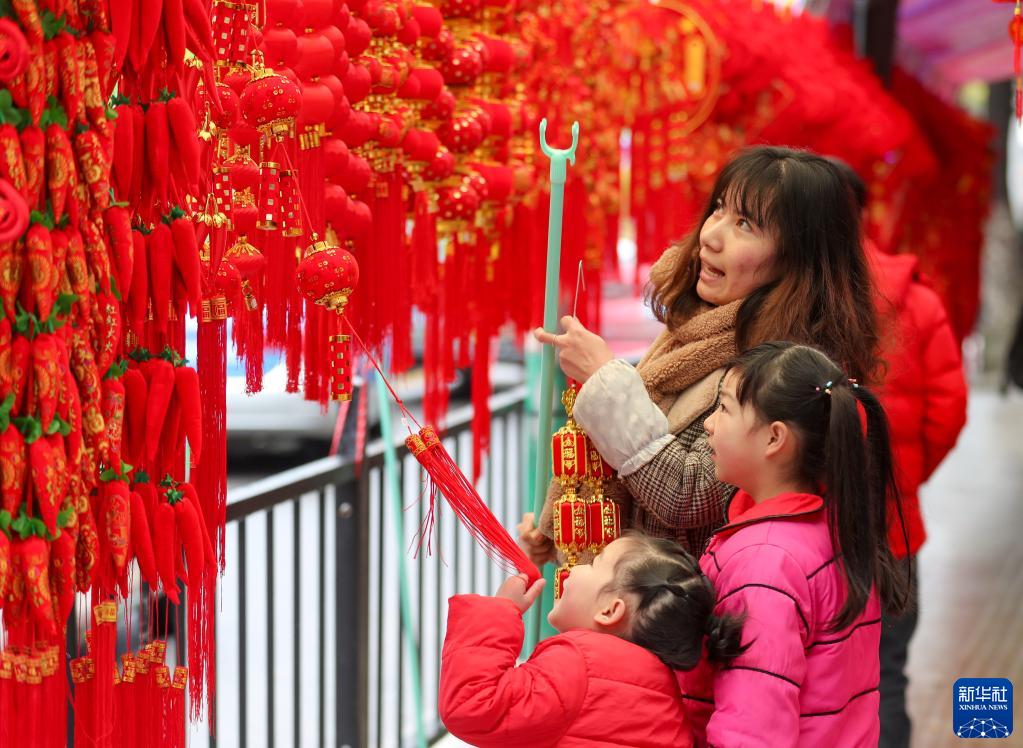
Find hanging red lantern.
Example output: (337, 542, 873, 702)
(297, 79, 335, 125)
(265, 0, 304, 26)
(296, 240, 360, 312)
(343, 17, 372, 57)
(260, 25, 299, 69)
(339, 154, 372, 195)
(294, 30, 336, 79)
(210, 83, 241, 128)
(324, 138, 351, 181)
(240, 67, 302, 136)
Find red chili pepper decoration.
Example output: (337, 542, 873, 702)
(11, 0, 43, 45)
(143, 357, 175, 461)
(15, 535, 57, 638)
(81, 215, 113, 296)
(48, 227, 67, 301)
(105, 205, 133, 297)
(153, 499, 179, 604)
(126, 228, 148, 324)
(166, 97, 199, 189)
(88, 31, 116, 100)
(129, 490, 158, 586)
(0, 319, 10, 396)
(100, 376, 125, 468)
(122, 366, 147, 466)
(0, 530, 11, 604)
(101, 480, 131, 585)
(129, 104, 145, 207)
(0, 422, 26, 515)
(28, 434, 60, 536)
(164, 0, 187, 77)
(50, 527, 76, 622)
(55, 32, 82, 125)
(77, 38, 110, 138)
(181, 482, 215, 567)
(0, 240, 21, 319)
(60, 364, 85, 475)
(32, 334, 61, 427)
(64, 228, 91, 321)
(110, 0, 134, 72)
(0, 124, 27, 199)
(146, 101, 170, 207)
(13, 39, 45, 126)
(75, 129, 111, 212)
(170, 213, 201, 313)
(10, 334, 29, 415)
(174, 492, 204, 590)
(111, 106, 134, 202)
(89, 291, 122, 377)
(148, 222, 173, 331)
(19, 124, 45, 212)
(45, 123, 74, 221)
(75, 501, 99, 592)
(25, 223, 54, 320)
(70, 331, 106, 448)
(174, 365, 202, 462)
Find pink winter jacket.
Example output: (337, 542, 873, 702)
(681, 491, 882, 747)
(440, 594, 695, 747)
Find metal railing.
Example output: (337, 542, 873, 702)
(200, 385, 529, 748)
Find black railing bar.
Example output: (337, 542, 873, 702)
(293, 496, 302, 748)
(318, 489, 327, 747)
(238, 520, 248, 748)
(267, 508, 276, 748)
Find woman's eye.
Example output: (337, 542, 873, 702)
(737, 217, 752, 230)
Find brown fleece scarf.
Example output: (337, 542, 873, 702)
(637, 245, 741, 414)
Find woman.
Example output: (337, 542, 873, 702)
(521, 145, 880, 562)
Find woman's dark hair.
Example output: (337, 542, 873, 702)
(646, 146, 881, 382)
(826, 157, 868, 211)
(726, 341, 911, 630)
(609, 532, 747, 670)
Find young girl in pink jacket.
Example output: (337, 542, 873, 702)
(683, 341, 910, 747)
(439, 533, 745, 747)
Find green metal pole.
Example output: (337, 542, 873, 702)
(525, 120, 580, 654)
(376, 372, 427, 748)
(531, 118, 580, 519)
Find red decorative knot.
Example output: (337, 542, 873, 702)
(440, 45, 483, 86)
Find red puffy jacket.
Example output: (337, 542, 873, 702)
(868, 245, 967, 557)
(439, 594, 694, 747)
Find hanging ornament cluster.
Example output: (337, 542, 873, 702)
(0, 0, 220, 743)
(550, 385, 619, 599)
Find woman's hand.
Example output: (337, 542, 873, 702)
(517, 512, 557, 567)
(533, 315, 614, 384)
(495, 573, 546, 615)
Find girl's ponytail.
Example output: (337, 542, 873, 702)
(704, 611, 747, 666)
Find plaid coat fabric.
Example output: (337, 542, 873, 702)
(620, 405, 734, 555)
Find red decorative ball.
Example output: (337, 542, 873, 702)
(322, 24, 346, 56)
(344, 17, 372, 57)
(325, 182, 349, 223)
(336, 110, 374, 148)
(224, 68, 253, 96)
(342, 63, 372, 104)
(302, 0, 335, 26)
(465, 171, 488, 201)
(423, 147, 455, 181)
(240, 71, 302, 131)
(397, 72, 421, 99)
(437, 182, 480, 220)
(296, 241, 360, 312)
(402, 129, 440, 161)
(327, 92, 352, 130)
(375, 114, 403, 148)
(226, 153, 260, 191)
(439, 45, 483, 87)
(411, 5, 442, 36)
(339, 154, 373, 194)
(260, 25, 299, 69)
(265, 0, 304, 27)
(210, 83, 240, 128)
(233, 204, 258, 236)
(324, 138, 351, 181)
(396, 17, 420, 46)
(422, 88, 456, 121)
(333, 49, 351, 79)
(298, 79, 335, 125)
(422, 27, 454, 61)
(441, 0, 481, 18)
(438, 114, 483, 153)
(333, 0, 351, 30)
(294, 30, 336, 79)
(345, 199, 373, 240)
(228, 122, 262, 149)
(406, 68, 443, 101)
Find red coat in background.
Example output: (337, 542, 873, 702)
(868, 243, 968, 558)
(439, 594, 695, 747)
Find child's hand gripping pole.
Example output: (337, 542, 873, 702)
(533, 119, 581, 519)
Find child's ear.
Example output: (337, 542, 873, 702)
(765, 420, 795, 458)
(593, 596, 628, 629)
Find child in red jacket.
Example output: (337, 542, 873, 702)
(438, 533, 745, 747)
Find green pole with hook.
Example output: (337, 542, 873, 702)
(532, 118, 580, 519)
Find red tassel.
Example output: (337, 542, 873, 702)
(91, 600, 117, 748)
(406, 426, 539, 583)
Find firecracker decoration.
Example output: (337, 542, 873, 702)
(549, 385, 620, 598)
